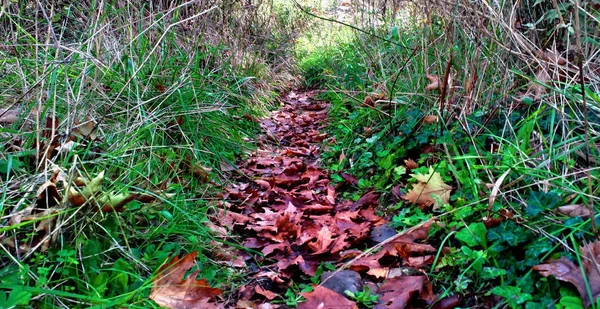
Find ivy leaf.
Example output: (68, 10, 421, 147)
(526, 191, 561, 217)
(524, 239, 553, 267)
(481, 267, 508, 280)
(488, 221, 532, 246)
(491, 285, 533, 307)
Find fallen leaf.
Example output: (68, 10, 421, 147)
(298, 285, 358, 309)
(308, 226, 335, 254)
(557, 204, 592, 218)
(350, 190, 379, 211)
(533, 241, 600, 308)
(338, 152, 346, 165)
(375, 276, 429, 309)
(150, 252, 222, 309)
(340, 173, 358, 186)
(531, 67, 550, 99)
(189, 161, 211, 183)
(537, 50, 567, 65)
(325, 186, 336, 205)
(403, 167, 452, 209)
(36, 180, 61, 209)
(432, 294, 462, 309)
(12, 208, 60, 253)
(63, 171, 169, 211)
(72, 116, 98, 141)
(363, 96, 375, 107)
(404, 159, 418, 170)
(155, 83, 167, 92)
(210, 241, 247, 268)
(67, 171, 105, 206)
(219, 161, 237, 172)
(0, 108, 20, 123)
(367, 267, 390, 279)
(255, 285, 278, 300)
(422, 115, 438, 124)
(97, 191, 137, 212)
(425, 75, 440, 91)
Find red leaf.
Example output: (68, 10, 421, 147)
(298, 285, 358, 309)
(375, 276, 429, 309)
(340, 173, 358, 186)
(350, 190, 379, 211)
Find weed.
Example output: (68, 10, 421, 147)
(345, 286, 379, 308)
(272, 283, 312, 307)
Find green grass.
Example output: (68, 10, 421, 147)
(0, 1, 301, 307)
(2, 0, 600, 307)
(295, 1, 600, 307)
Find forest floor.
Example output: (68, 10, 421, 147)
(151, 90, 458, 309)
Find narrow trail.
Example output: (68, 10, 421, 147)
(210, 91, 441, 308)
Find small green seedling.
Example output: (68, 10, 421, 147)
(345, 286, 379, 308)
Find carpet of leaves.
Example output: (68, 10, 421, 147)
(151, 91, 456, 309)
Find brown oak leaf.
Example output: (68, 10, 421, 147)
(150, 252, 222, 309)
(298, 285, 358, 309)
(403, 167, 452, 209)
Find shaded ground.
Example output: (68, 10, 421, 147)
(204, 91, 451, 308)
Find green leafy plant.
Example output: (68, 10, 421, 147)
(345, 287, 379, 308)
(273, 284, 312, 307)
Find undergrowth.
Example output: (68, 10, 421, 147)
(0, 1, 302, 307)
(297, 0, 600, 308)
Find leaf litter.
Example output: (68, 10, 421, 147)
(148, 91, 449, 308)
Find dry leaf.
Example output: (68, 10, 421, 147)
(537, 50, 567, 65)
(68, 171, 105, 206)
(298, 285, 358, 309)
(66, 171, 168, 211)
(557, 204, 592, 218)
(0, 108, 20, 124)
(375, 276, 434, 309)
(403, 167, 452, 209)
(97, 191, 138, 212)
(338, 152, 346, 166)
(350, 190, 379, 211)
(533, 241, 600, 308)
(14, 208, 59, 253)
(425, 75, 440, 91)
(530, 68, 550, 99)
(72, 117, 97, 141)
(404, 159, 418, 170)
(190, 162, 211, 183)
(255, 286, 278, 300)
(363, 96, 375, 107)
(308, 226, 335, 254)
(150, 252, 222, 309)
(422, 115, 438, 124)
(432, 295, 462, 309)
(340, 173, 358, 186)
(155, 83, 167, 92)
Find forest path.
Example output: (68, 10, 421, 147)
(209, 90, 440, 308)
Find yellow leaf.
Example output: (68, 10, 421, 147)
(403, 167, 452, 209)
